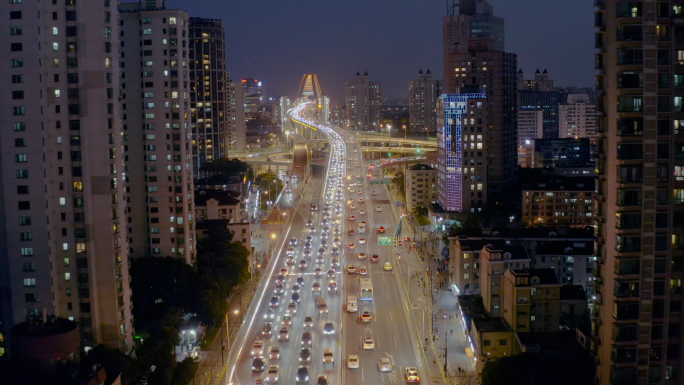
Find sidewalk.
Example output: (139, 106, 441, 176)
(387, 185, 475, 384)
(191, 274, 260, 385)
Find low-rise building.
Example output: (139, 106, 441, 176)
(479, 245, 530, 317)
(450, 238, 504, 295)
(522, 177, 595, 227)
(530, 138, 591, 168)
(471, 317, 517, 373)
(195, 189, 242, 222)
(404, 163, 438, 213)
(501, 268, 561, 333)
(533, 241, 595, 295)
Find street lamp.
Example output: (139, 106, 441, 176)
(402, 124, 407, 140)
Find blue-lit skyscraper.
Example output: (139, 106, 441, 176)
(437, 91, 486, 213)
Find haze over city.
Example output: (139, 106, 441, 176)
(168, 0, 595, 100)
(0, 1, 680, 385)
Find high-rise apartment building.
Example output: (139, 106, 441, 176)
(242, 78, 264, 123)
(441, 0, 517, 210)
(437, 92, 488, 213)
(442, 0, 504, 62)
(188, 17, 230, 174)
(345, 72, 382, 131)
(0, 0, 133, 355)
(228, 79, 246, 152)
(516, 68, 555, 91)
(558, 93, 598, 139)
(120, 1, 196, 263)
(517, 110, 544, 167)
(409, 70, 440, 134)
(594, 2, 684, 384)
(517, 69, 561, 139)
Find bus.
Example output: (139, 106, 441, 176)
(358, 221, 367, 234)
(359, 278, 373, 301)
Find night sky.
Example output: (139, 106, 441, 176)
(166, 0, 594, 103)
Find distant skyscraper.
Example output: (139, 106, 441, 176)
(242, 78, 265, 122)
(0, 0, 133, 355)
(594, 2, 684, 384)
(409, 70, 441, 134)
(516, 68, 554, 91)
(279, 96, 291, 131)
(322, 96, 331, 122)
(120, 1, 196, 263)
(228, 79, 246, 152)
(558, 94, 597, 139)
(442, 0, 517, 207)
(442, 0, 504, 62)
(189, 17, 230, 173)
(345, 72, 382, 131)
(517, 69, 561, 139)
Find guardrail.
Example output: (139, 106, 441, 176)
(230, 146, 288, 157)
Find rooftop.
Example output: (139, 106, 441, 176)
(12, 317, 78, 338)
(522, 176, 595, 192)
(455, 226, 595, 240)
(534, 241, 594, 256)
(482, 244, 530, 261)
(194, 189, 241, 207)
(509, 268, 559, 285)
(473, 317, 509, 333)
(456, 239, 505, 251)
(561, 285, 588, 301)
(408, 163, 436, 171)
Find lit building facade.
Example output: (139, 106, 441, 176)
(345, 72, 382, 131)
(120, 1, 196, 263)
(594, 1, 684, 384)
(436, 92, 486, 212)
(517, 110, 544, 167)
(409, 70, 440, 134)
(522, 177, 595, 227)
(0, 0, 133, 355)
(404, 163, 438, 213)
(558, 93, 598, 139)
(228, 80, 246, 152)
(188, 17, 230, 173)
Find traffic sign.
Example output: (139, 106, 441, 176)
(378, 236, 393, 246)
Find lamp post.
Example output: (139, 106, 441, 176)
(403, 124, 407, 140)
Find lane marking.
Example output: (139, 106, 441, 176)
(395, 336, 398, 349)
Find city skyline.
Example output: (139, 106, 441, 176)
(166, 0, 594, 101)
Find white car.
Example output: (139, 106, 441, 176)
(251, 340, 264, 356)
(359, 238, 366, 244)
(359, 209, 366, 215)
(362, 336, 375, 350)
(266, 365, 280, 383)
(378, 358, 392, 372)
(347, 355, 360, 369)
(303, 315, 314, 328)
(376, 206, 382, 212)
